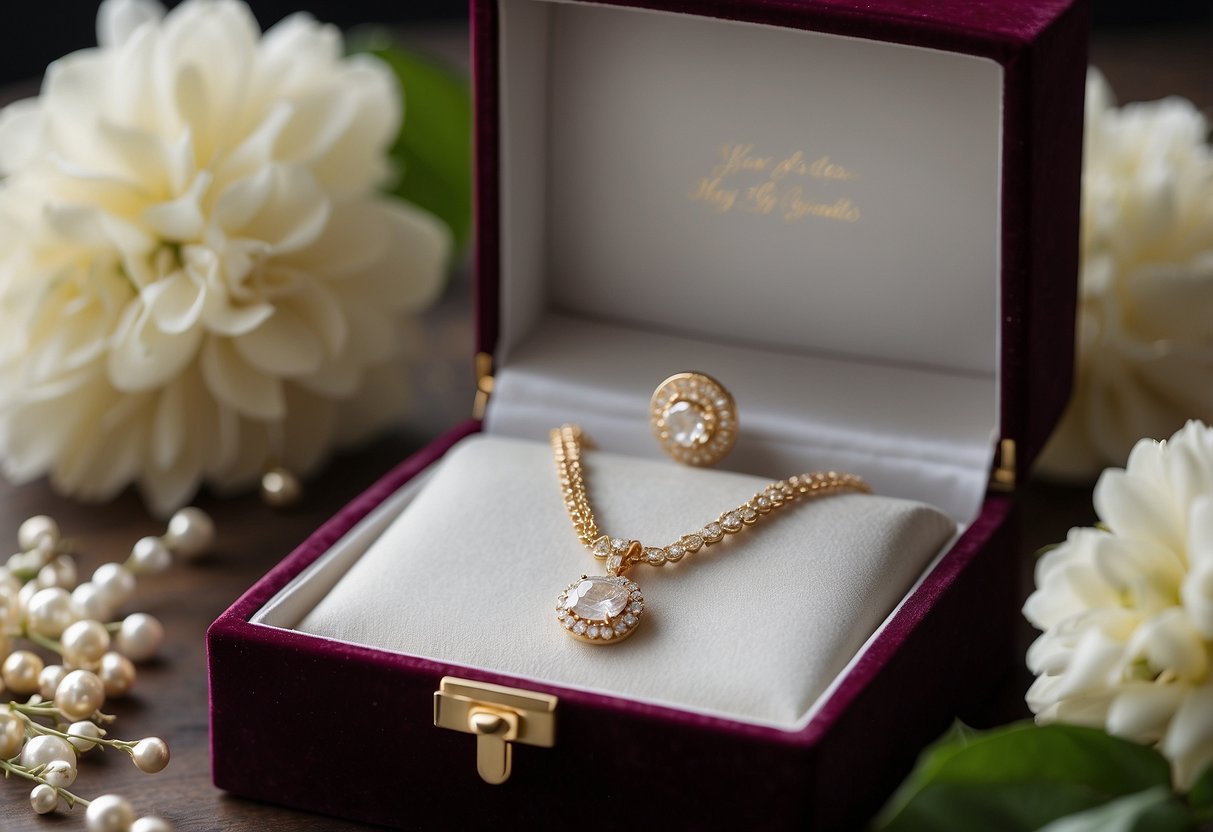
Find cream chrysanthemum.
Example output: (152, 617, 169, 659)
(1026, 420, 1213, 788)
(1039, 69, 1213, 480)
(0, 0, 449, 514)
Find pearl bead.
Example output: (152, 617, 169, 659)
(261, 467, 302, 508)
(71, 582, 115, 622)
(27, 586, 76, 638)
(55, 669, 107, 720)
(17, 579, 40, 612)
(116, 613, 164, 663)
(3, 649, 44, 695)
(30, 783, 58, 815)
(67, 720, 103, 753)
(36, 556, 78, 590)
(62, 619, 112, 666)
(0, 711, 24, 758)
(131, 737, 170, 773)
(86, 794, 135, 832)
(92, 563, 136, 609)
(0, 594, 18, 631)
(127, 536, 171, 575)
(18, 515, 60, 551)
(131, 817, 173, 832)
(20, 734, 75, 769)
(98, 652, 136, 698)
(42, 757, 77, 787)
(163, 507, 214, 560)
(38, 664, 67, 699)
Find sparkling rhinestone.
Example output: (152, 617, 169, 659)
(757, 497, 770, 508)
(606, 553, 624, 574)
(593, 536, 611, 557)
(626, 582, 639, 591)
(614, 621, 628, 634)
(623, 614, 638, 628)
(705, 522, 723, 537)
(740, 507, 758, 522)
(722, 512, 741, 530)
(714, 397, 728, 408)
(663, 400, 710, 447)
(629, 602, 643, 614)
(666, 544, 685, 561)
(683, 534, 704, 552)
(645, 548, 666, 565)
(631, 591, 643, 600)
(611, 537, 627, 552)
(573, 621, 588, 635)
(566, 577, 631, 622)
(587, 626, 600, 639)
(600, 627, 614, 640)
(563, 617, 575, 630)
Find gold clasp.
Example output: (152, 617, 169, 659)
(433, 677, 557, 785)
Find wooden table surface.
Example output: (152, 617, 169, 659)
(1, 22, 1209, 832)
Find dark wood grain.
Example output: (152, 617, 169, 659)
(0, 23, 1208, 832)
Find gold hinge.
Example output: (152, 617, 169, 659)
(990, 438, 1017, 492)
(433, 676, 557, 785)
(472, 352, 495, 420)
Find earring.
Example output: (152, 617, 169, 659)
(650, 372, 738, 466)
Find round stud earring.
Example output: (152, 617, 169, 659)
(650, 372, 738, 466)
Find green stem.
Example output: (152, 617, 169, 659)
(12, 711, 131, 752)
(21, 629, 63, 656)
(0, 758, 90, 808)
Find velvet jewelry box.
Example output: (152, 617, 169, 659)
(207, 0, 1090, 828)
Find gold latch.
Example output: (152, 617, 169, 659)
(990, 438, 1017, 492)
(433, 676, 557, 784)
(472, 352, 494, 420)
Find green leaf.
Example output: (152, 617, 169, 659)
(358, 41, 472, 250)
(874, 722, 1175, 832)
(1037, 786, 1193, 832)
(1186, 764, 1213, 823)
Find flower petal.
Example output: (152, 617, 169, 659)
(108, 300, 202, 391)
(200, 334, 284, 420)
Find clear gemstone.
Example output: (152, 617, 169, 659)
(587, 626, 600, 639)
(741, 507, 758, 522)
(605, 553, 624, 574)
(600, 627, 614, 640)
(593, 536, 611, 557)
(663, 401, 710, 447)
(566, 577, 631, 622)
(645, 548, 666, 565)
(623, 614, 638, 627)
(614, 621, 628, 634)
(722, 512, 741, 531)
(626, 582, 639, 591)
(705, 522, 722, 536)
(611, 537, 627, 552)
(631, 591, 643, 601)
(563, 618, 575, 629)
(629, 602, 643, 614)
(757, 497, 770, 508)
(666, 544, 685, 561)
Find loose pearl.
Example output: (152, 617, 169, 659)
(38, 664, 67, 699)
(67, 720, 104, 753)
(3, 650, 44, 695)
(116, 613, 164, 663)
(62, 619, 112, 666)
(30, 783, 58, 815)
(27, 586, 76, 638)
(127, 537, 171, 575)
(86, 794, 135, 832)
(18, 515, 59, 551)
(92, 563, 136, 610)
(36, 556, 78, 590)
(163, 507, 214, 560)
(71, 582, 115, 622)
(55, 669, 107, 720)
(261, 467, 302, 508)
(131, 737, 170, 773)
(131, 817, 173, 832)
(17, 580, 40, 612)
(42, 757, 77, 787)
(20, 734, 75, 769)
(0, 711, 24, 758)
(98, 652, 136, 698)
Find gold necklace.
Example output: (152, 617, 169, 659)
(550, 424, 871, 644)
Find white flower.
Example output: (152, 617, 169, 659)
(1025, 420, 1213, 788)
(0, 0, 449, 515)
(1039, 69, 1213, 480)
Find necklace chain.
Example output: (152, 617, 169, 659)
(551, 424, 871, 573)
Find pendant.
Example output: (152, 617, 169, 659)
(556, 573, 645, 643)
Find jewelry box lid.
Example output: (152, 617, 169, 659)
(470, 0, 1090, 490)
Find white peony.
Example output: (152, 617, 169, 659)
(0, 0, 450, 515)
(1025, 420, 1213, 788)
(1039, 69, 1213, 480)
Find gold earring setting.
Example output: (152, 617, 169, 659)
(650, 372, 738, 466)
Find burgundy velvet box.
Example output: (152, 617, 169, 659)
(208, 1, 1089, 828)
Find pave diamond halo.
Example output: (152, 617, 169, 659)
(650, 372, 738, 467)
(556, 574, 645, 644)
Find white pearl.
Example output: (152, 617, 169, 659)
(71, 582, 114, 622)
(0, 711, 24, 758)
(163, 507, 214, 560)
(86, 794, 135, 832)
(131, 818, 173, 832)
(17, 579, 40, 612)
(38, 664, 67, 699)
(0, 566, 20, 594)
(116, 613, 164, 663)
(62, 619, 112, 667)
(42, 757, 77, 787)
(127, 536, 171, 575)
(92, 563, 136, 609)
(98, 652, 136, 698)
(36, 556, 77, 590)
(30, 783, 58, 815)
(3, 649, 44, 695)
(131, 737, 170, 773)
(20, 734, 75, 769)
(27, 586, 76, 638)
(18, 515, 59, 551)
(0, 594, 18, 631)
(261, 467, 302, 508)
(55, 669, 106, 720)
(67, 720, 104, 753)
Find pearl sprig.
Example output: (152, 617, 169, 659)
(1, 508, 215, 831)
